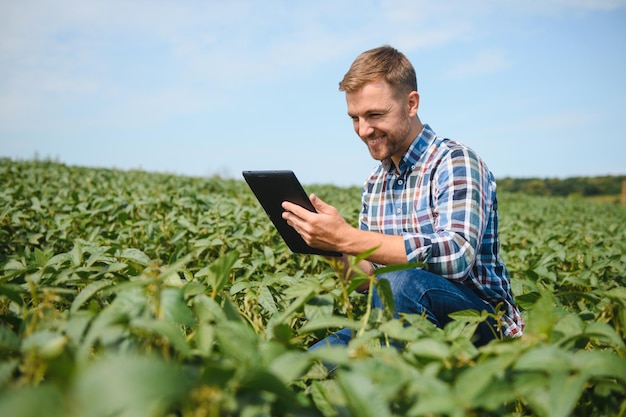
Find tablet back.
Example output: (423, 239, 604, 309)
(242, 170, 341, 257)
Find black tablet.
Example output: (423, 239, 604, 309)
(242, 170, 342, 257)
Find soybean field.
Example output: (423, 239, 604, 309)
(1, 159, 625, 417)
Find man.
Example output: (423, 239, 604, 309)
(282, 45, 523, 348)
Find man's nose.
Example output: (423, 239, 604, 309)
(358, 120, 374, 138)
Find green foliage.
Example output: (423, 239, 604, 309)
(1, 159, 625, 416)
(498, 175, 626, 198)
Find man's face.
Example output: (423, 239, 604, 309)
(346, 79, 418, 167)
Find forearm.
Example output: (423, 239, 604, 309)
(337, 227, 408, 266)
(280, 194, 408, 267)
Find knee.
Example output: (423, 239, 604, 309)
(379, 270, 410, 295)
(378, 269, 437, 300)
(375, 269, 432, 315)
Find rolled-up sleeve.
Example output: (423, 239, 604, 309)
(403, 147, 492, 280)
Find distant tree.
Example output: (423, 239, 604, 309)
(524, 179, 550, 196)
(497, 175, 626, 197)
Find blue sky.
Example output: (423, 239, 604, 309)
(1, 0, 625, 187)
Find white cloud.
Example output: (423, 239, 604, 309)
(0, 1, 483, 101)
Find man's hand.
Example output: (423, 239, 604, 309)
(283, 193, 408, 266)
(281, 194, 350, 253)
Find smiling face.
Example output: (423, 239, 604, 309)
(346, 79, 422, 170)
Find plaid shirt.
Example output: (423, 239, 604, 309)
(360, 125, 523, 337)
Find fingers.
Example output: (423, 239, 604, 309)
(309, 193, 326, 212)
(281, 201, 309, 232)
(281, 200, 308, 219)
(283, 195, 341, 228)
(281, 195, 345, 253)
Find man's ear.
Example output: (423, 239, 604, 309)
(407, 91, 420, 117)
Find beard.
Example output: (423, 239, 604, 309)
(362, 116, 413, 162)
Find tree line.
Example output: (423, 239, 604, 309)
(497, 175, 626, 197)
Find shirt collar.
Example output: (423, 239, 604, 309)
(381, 124, 436, 175)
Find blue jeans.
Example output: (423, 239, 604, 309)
(309, 269, 497, 350)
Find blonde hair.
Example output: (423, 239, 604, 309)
(339, 45, 417, 96)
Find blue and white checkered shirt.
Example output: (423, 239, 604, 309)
(360, 124, 523, 337)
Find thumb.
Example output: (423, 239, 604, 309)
(309, 193, 330, 213)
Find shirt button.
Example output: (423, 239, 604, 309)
(396, 208, 401, 214)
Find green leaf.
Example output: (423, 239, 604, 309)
(299, 317, 362, 333)
(268, 350, 312, 384)
(257, 285, 277, 314)
(22, 330, 67, 359)
(573, 350, 626, 381)
(405, 371, 463, 416)
(130, 318, 191, 357)
(304, 294, 334, 321)
(0, 385, 65, 417)
(199, 250, 239, 295)
(378, 319, 420, 341)
(73, 354, 194, 417)
(375, 278, 395, 318)
(310, 380, 345, 417)
(215, 320, 260, 365)
(0, 283, 25, 306)
(0, 359, 19, 388)
(336, 369, 392, 417)
(0, 325, 20, 354)
(70, 279, 114, 313)
(70, 241, 83, 266)
(160, 287, 195, 327)
(353, 246, 380, 265)
(602, 287, 626, 303)
(45, 253, 72, 268)
(229, 279, 253, 295)
(266, 289, 315, 339)
(514, 345, 573, 372)
(264, 246, 275, 267)
(374, 262, 423, 275)
(583, 321, 626, 349)
(192, 294, 226, 323)
(193, 323, 215, 355)
(241, 367, 296, 405)
(524, 291, 558, 338)
(63, 311, 94, 346)
(454, 355, 517, 408)
(547, 371, 588, 417)
(117, 248, 151, 266)
(515, 291, 542, 310)
(3, 259, 26, 274)
(407, 338, 451, 360)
